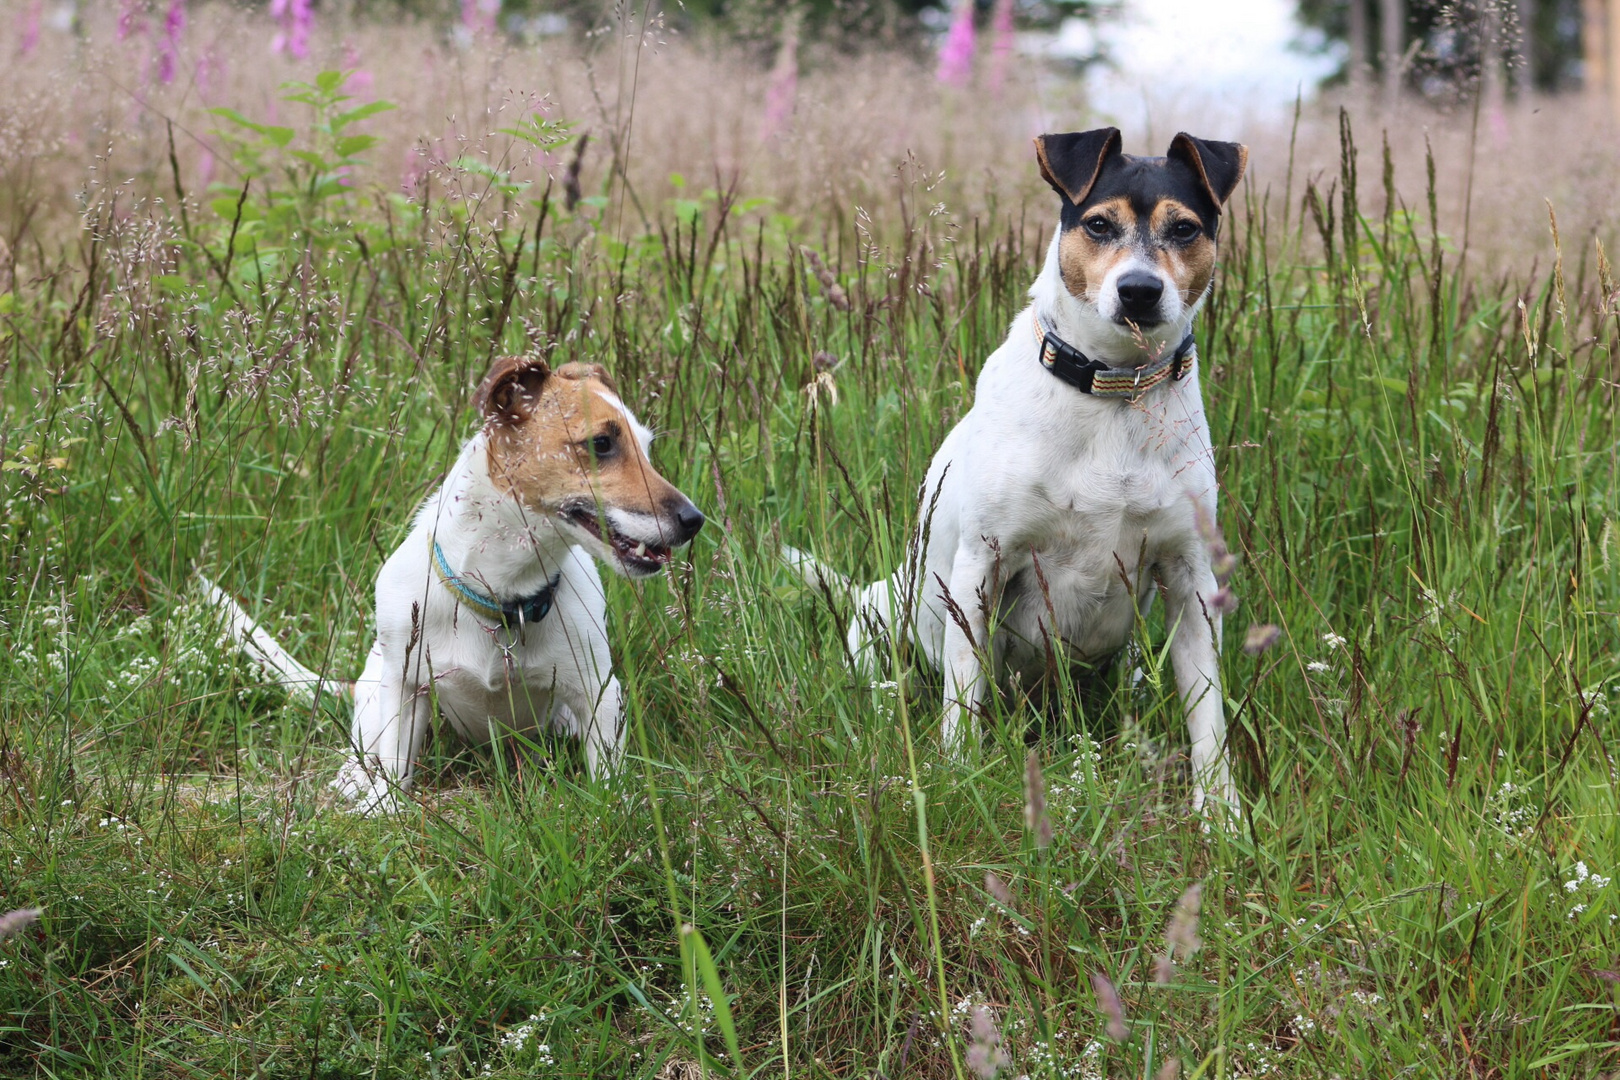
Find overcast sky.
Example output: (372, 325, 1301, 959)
(1037, 0, 1343, 138)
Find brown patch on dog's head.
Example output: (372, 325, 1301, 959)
(1149, 199, 1217, 304)
(476, 356, 702, 576)
(1057, 196, 1138, 300)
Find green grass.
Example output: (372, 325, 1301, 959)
(2, 106, 1619, 1079)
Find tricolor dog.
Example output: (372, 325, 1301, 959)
(205, 356, 703, 812)
(789, 128, 1246, 815)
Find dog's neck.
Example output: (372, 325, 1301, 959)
(422, 434, 576, 599)
(1028, 227, 1199, 369)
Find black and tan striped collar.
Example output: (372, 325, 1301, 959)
(1032, 311, 1195, 399)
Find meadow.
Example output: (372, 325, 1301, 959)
(3, 6, 1620, 1077)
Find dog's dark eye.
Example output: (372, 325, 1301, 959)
(1169, 220, 1200, 242)
(1083, 216, 1114, 240)
(589, 434, 615, 458)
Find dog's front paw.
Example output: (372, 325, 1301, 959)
(1193, 784, 1242, 833)
(331, 760, 405, 815)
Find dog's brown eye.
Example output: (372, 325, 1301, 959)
(1170, 220, 1200, 242)
(590, 434, 615, 458)
(1083, 216, 1113, 239)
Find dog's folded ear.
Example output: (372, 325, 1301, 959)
(554, 361, 619, 396)
(476, 355, 552, 424)
(1033, 128, 1121, 206)
(1167, 133, 1249, 208)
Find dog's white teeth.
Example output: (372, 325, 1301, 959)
(634, 542, 647, 557)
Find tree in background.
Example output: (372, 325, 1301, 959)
(1298, 0, 1585, 100)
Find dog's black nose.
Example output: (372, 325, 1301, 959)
(1115, 272, 1165, 324)
(674, 502, 705, 543)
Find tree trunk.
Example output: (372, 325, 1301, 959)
(1380, 0, 1405, 102)
(1348, 0, 1370, 91)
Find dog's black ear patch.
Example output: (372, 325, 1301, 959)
(476, 355, 552, 424)
(1167, 133, 1249, 208)
(1034, 128, 1121, 206)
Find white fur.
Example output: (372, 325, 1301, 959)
(794, 226, 1237, 816)
(209, 407, 671, 814)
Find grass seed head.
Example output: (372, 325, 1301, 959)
(1091, 970, 1129, 1042)
(1166, 883, 1204, 958)
(1024, 750, 1051, 849)
(0, 907, 42, 941)
(966, 1005, 1009, 1079)
(985, 870, 1015, 911)
(1243, 623, 1281, 654)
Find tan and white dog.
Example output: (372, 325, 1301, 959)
(205, 356, 703, 812)
(789, 128, 1246, 815)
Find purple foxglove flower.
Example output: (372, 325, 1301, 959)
(118, 0, 145, 41)
(19, 1, 44, 57)
(937, 0, 976, 87)
(156, 0, 185, 84)
(760, 13, 800, 141)
(987, 0, 1014, 96)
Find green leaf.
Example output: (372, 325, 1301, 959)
(290, 150, 329, 170)
(207, 107, 267, 135)
(262, 126, 296, 148)
(333, 100, 397, 131)
(682, 925, 744, 1074)
(334, 134, 378, 159)
(672, 199, 702, 228)
(315, 70, 345, 93)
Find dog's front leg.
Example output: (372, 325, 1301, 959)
(336, 644, 432, 813)
(583, 676, 624, 779)
(938, 546, 996, 752)
(1161, 554, 1237, 818)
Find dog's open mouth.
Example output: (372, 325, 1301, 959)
(566, 508, 675, 575)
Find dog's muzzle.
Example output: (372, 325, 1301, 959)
(1115, 271, 1165, 327)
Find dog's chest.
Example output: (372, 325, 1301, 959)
(425, 619, 573, 740)
(996, 445, 1195, 660)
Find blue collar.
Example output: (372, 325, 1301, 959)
(430, 538, 561, 629)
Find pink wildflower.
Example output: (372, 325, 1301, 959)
(760, 10, 801, 141)
(117, 0, 146, 42)
(156, 0, 186, 84)
(460, 0, 501, 36)
(937, 0, 976, 87)
(401, 144, 426, 195)
(195, 47, 224, 100)
(271, 0, 314, 60)
(986, 0, 1015, 97)
(343, 42, 374, 96)
(18, 1, 43, 57)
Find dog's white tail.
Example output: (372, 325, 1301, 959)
(198, 574, 345, 706)
(781, 545, 858, 602)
